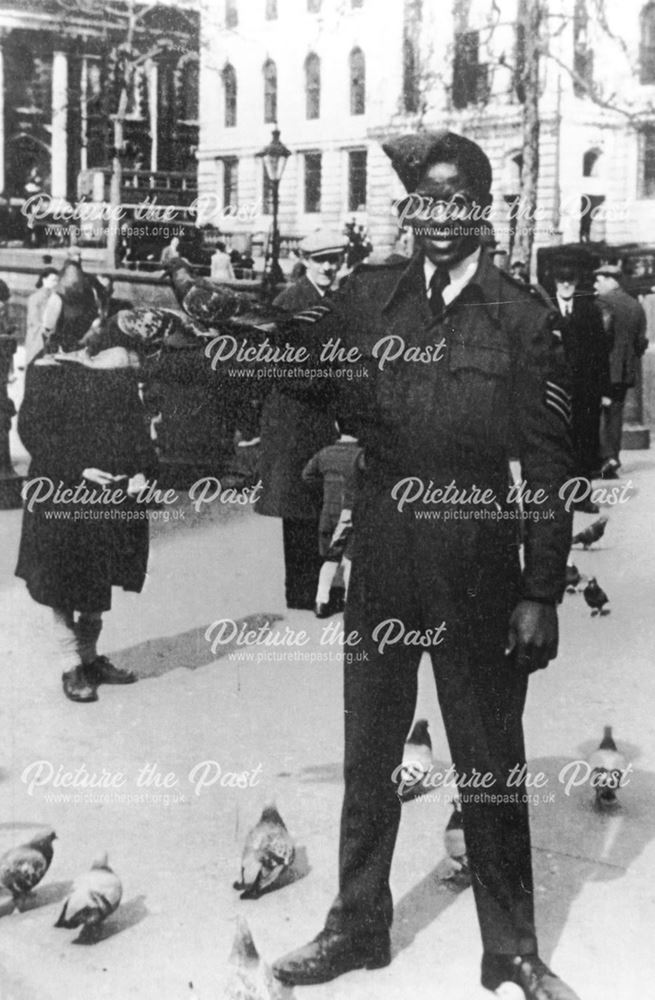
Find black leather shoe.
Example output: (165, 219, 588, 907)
(481, 954, 581, 999)
(273, 928, 391, 985)
(315, 601, 332, 618)
(62, 666, 98, 703)
(88, 655, 137, 685)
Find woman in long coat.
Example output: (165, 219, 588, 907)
(15, 309, 167, 702)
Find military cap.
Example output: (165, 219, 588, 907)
(299, 229, 348, 259)
(593, 264, 622, 278)
(382, 130, 493, 197)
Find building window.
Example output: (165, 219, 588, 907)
(223, 63, 237, 127)
(641, 3, 655, 83)
(304, 152, 322, 212)
(266, 0, 278, 17)
(226, 0, 238, 28)
(403, 35, 419, 113)
(349, 47, 365, 115)
(307, 0, 321, 11)
(305, 53, 320, 119)
(573, 0, 593, 96)
(263, 59, 277, 123)
(262, 169, 274, 214)
(640, 127, 655, 196)
(452, 30, 489, 108)
(348, 149, 367, 211)
(583, 148, 601, 177)
(178, 57, 199, 122)
(223, 157, 238, 210)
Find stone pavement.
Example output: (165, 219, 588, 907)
(1, 452, 655, 1000)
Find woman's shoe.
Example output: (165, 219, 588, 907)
(62, 666, 98, 703)
(89, 655, 137, 685)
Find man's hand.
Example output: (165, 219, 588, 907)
(506, 600, 558, 673)
(601, 396, 612, 408)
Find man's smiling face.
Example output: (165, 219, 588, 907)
(409, 161, 485, 267)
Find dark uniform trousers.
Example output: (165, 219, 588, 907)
(325, 474, 536, 954)
(272, 251, 573, 959)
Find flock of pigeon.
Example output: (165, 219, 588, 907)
(0, 836, 121, 938)
(567, 514, 610, 614)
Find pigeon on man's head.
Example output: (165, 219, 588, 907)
(589, 726, 626, 807)
(223, 917, 283, 1000)
(572, 516, 608, 549)
(398, 719, 433, 802)
(0, 830, 56, 903)
(55, 852, 122, 938)
(583, 577, 610, 616)
(234, 804, 295, 899)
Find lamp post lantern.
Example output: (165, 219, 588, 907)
(256, 127, 291, 294)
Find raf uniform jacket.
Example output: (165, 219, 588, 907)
(285, 250, 574, 606)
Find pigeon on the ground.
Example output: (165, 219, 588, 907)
(572, 515, 608, 549)
(55, 853, 122, 937)
(234, 805, 295, 900)
(398, 719, 433, 800)
(565, 563, 582, 592)
(0, 830, 56, 904)
(223, 917, 282, 1000)
(583, 577, 610, 615)
(589, 726, 626, 807)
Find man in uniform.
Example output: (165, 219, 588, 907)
(271, 131, 579, 999)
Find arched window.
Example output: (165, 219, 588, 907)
(582, 148, 601, 178)
(223, 63, 237, 127)
(263, 59, 277, 124)
(349, 47, 365, 115)
(179, 58, 199, 122)
(305, 52, 320, 119)
(641, 3, 655, 83)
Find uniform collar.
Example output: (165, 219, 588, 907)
(382, 245, 501, 321)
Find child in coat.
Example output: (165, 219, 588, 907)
(302, 422, 362, 618)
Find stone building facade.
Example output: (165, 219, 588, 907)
(197, 0, 655, 261)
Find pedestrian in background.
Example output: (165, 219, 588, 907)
(24, 267, 59, 365)
(302, 420, 362, 618)
(210, 241, 236, 282)
(553, 264, 609, 502)
(594, 264, 649, 478)
(255, 229, 347, 609)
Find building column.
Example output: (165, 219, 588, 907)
(0, 32, 6, 195)
(148, 61, 158, 172)
(79, 54, 88, 174)
(51, 49, 69, 198)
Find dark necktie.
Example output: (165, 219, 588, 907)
(428, 266, 451, 317)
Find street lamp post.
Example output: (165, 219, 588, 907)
(256, 127, 291, 296)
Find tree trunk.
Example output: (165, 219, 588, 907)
(514, 0, 542, 272)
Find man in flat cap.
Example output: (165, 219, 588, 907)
(593, 264, 648, 478)
(271, 131, 578, 999)
(255, 229, 348, 611)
